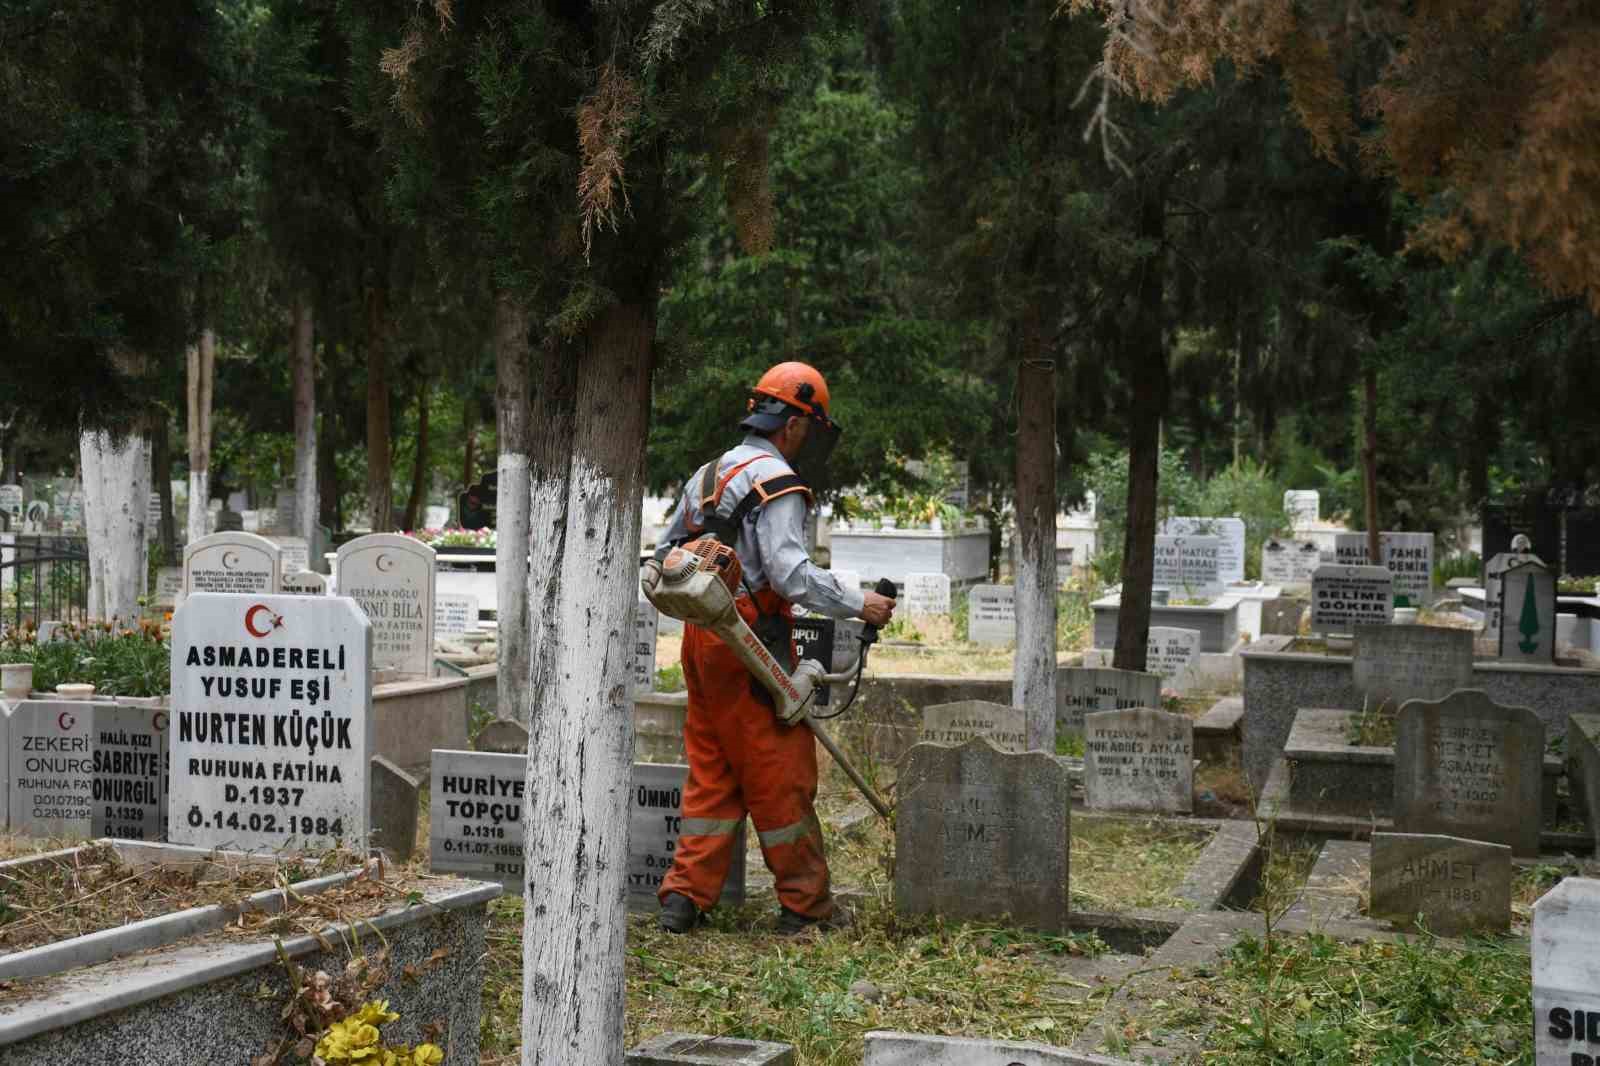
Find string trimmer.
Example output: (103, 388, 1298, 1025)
(641, 539, 895, 819)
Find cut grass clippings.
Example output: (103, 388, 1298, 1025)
(1071, 819, 1209, 912)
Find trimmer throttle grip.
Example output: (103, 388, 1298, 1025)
(860, 577, 897, 646)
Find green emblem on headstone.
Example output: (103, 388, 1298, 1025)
(1517, 575, 1541, 655)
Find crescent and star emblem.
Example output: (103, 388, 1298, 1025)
(221, 550, 240, 570)
(244, 604, 284, 638)
(153, 712, 169, 733)
(57, 711, 76, 731)
(375, 553, 394, 573)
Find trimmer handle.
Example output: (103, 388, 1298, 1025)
(859, 577, 897, 646)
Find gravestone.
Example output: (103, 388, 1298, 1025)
(1284, 490, 1319, 525)
(145, 491, 164, 537)
(0, 483, 22, 523)
(894, 737, 1069, 932)
(1152, 535, 1223, 598)
(152, 567, 185, 609)
(1393, 689, 1543, 857)
(424, 504, 451, 529)
(1310, 564, 1394, 636)
(1145, 627, 1201, 681)
(429, 749, 526, 888)
(628, 762, 746, 913)
(1260, 538, 1321, 587)
(628, 1034, 795, 1066)
(903, 572, 951, 617)
(435, 593, 479, 638)
(281, 570, 328, 596)
(182, 531, 282, 598)
(240, 510, 261, 533)
(1260, 597, 1307, 636)
(476, 719, 530, 754)
(370, 754, 420, 863)
(1082, 707, 1193, 814)
(7, 700, 95, 840)
(336, 533, 437, 676)
(267, 535, 311, 574)
(1368, 832, 1511, 936)
(91, 702, 167, 841)
(1533, 877, 1600, 1065)
(1568, 714, 1600, 852)
(919, 700, 1027, 751)
(633, 598, 660, 695)
(1161, 517, 1245, 585)
(1352, 624, 1474, 710)
(966, 584, 1016, 646)
(1498, 557, 1556, 664)
(1335, 532, 1435, 606)
(1057, 667, 1163, 732)
(168, 593, 373, 853)
(1483, 544, 1541, 636)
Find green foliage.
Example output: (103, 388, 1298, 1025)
(1082, 446, 1200, 585)
(1436, 552, 1483, 586)
(0, 627, 170, 697)
(1191, 458, 1291, 580)
(654, 663, 685, 694)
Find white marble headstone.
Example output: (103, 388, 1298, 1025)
(434, 593, 479, 638)
(1310, 564, 1395, 636)
(167, 593, 373, 853)
(1152, 535, 1223, 599)
(429, 749, 527, 889)
(1534, 876, 1600, 1065)
(1145, 627, 1201, 681)
(183, 531, 282, 599)
(1161, 517, 1245, 585)
(1335, 531, 1435, 607)
(281, 570, 329, 596)
(1260, 538, 1321, 587)
(336, 533, 437, 676)
(966, 584, 1016, 645)
(153, 567, 185, 608)
(633, 598, 660, 695)
(0, 484, 22, 521)
(904, 572, 951, 617)
(1284, 490, 1319, 525)
(267, 535, 311, 574)
(7, 700, 94, 840)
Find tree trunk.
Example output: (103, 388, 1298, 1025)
(521, 301, 652, 1066)
(292, 293, 319, 547)
(151, 411, 177, 565)
(185, 330, 215, 542)
(81, 428, 151, 623)
(366, 288, 393, 532)
(1362, 365, 1381, 567)
(318, 361, 340, 532)
(462, 395, 477, 491)
(1112, 182, 1169, 674)
(495, 295, 533, 723)
(1013, 356, 1057, 752)
(402, 383, 431, 531)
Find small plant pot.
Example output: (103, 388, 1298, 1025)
(2, 663, 33, 700)
(54, 683, 96, 700)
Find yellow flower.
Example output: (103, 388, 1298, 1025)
(355, 1000, 400, 1026)
(412, 1045, 444, 1066)
(315, 1022, 354, 1062)
(346, 1022, 384, 1061)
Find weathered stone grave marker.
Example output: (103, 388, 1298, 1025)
(182, 531, 282, 599)
(267, 535, 310, 574)
(7, 700, 94, 839)
(429, 749, 526, 888)
(894, 737, 1069, 932)
(1483, 538, 1540, 635)
(434, 593, 479, 639)
(1146, 626, 1201, 682)
(370, 754, 420, 863)
(1057, 666, 1162, 732)
(629, 761, 746, 913)
(1161, 517, 1245, 585)
(1335, 531, 1435, 606)
(1534, 877, 1600, 1066)
(1261, 538, 1321, 587)
(1152, 535, 1223, 598)
(633, 598, 660, 695)
(1310, 564, 1394, 636)
(966, 584, 1015, 646)
(280, 570, 328, 595)
(476, 719, 529, 754)
(1498, 556, 1556, 664)
(919, 700, 1027, 751)
(1569, 713, 1600, 852)
(903, 572, 951, 618)
(92, 702, 166, 841)
(1393, 689, 1543, 857)
(336, 533, 436, 676)
(1352, 624, 1474, 710)
(1284, 489, 1320, 525)
(0, 483, 22, 523)
(152, 566, 185, 610)
(1368, 832, 1511, 936)
(168, 593, 373, 853)
(1260, 596, 1307, 636)
(1082, 707, 1193, 814)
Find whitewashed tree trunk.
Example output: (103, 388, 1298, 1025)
(186, 331, 215, 542)
(81, 429, 151, 624)
(494, 295, 532, 723)
(292, 294, 319, 546)
(1013, 357, 1058, 752)
(521, 302, 652, 1065)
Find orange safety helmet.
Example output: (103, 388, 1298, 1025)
(749, 361, 831, 420)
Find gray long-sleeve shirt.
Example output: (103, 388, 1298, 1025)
(657, 435, 864, 620)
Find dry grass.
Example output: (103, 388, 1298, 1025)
(1070, 819, 1209, 912)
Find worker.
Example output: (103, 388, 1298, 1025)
(654, 361, 896, 935)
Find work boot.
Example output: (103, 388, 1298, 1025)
(776, 900, 853, 936)
(657, 892, 701, 934)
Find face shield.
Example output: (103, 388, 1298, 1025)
(791, 413, 842, 492)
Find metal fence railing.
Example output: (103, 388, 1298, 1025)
(0, 535, 89, 634)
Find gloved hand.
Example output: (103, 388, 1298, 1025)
(780, 660, 826, 725)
